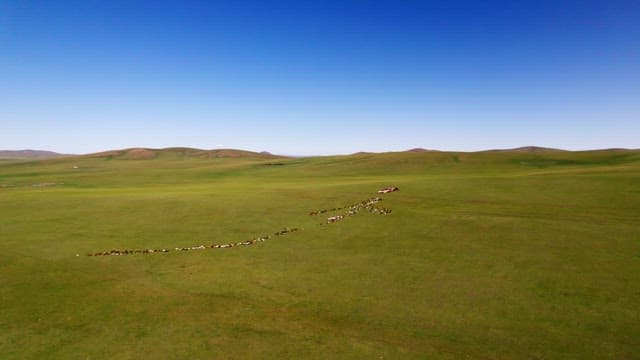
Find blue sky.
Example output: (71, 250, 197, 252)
(1, 1, 638, 155)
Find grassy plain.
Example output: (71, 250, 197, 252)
(1, 148, 639, 359)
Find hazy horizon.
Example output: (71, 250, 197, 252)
(2, 1, 639, 155)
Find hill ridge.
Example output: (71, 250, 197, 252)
(84, 147, 283, 160)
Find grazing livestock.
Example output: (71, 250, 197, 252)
(327, 215, 344, 223)
(86, 187, 396, 257)
(377, 186, 399, 194)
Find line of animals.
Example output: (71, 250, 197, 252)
(309, 196, 394, 223)
(87, 229, 297, 257)
(309, 197, 382, 216)
(84, 187, 398, 257)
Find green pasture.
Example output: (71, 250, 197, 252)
(1, 149, 639, 359)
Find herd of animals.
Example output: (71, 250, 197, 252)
(309, 196, 393, 223)
(84, 187, 398, 257)
(86, 230, 297, 257)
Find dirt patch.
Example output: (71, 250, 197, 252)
(87, 150, 123, 158)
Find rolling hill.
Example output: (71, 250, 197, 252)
(85, 147, 283, 160)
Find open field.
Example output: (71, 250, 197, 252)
(1, 148, 639, 359)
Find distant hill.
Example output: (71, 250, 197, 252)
(85, 147, 284, 160)
(0, 150, 70, 159)
(483, 146, 567, 153)
(406, 148, 441, 153)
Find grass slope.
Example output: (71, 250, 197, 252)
(1, 149, 639, 359)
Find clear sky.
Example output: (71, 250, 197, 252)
(1, 1, 639, 155)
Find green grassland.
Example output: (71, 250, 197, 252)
(1, 148, 639, 359)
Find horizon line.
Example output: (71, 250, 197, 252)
(1, 145, 639, 159)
